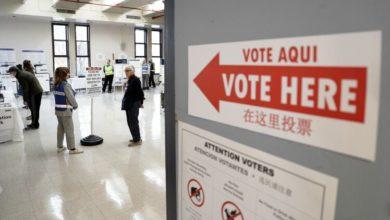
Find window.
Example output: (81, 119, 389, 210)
(151, 29, 163, 74)
(52, 24, 69, 70)
(135, 28, 147, 60)
(75, 24, 90, 76)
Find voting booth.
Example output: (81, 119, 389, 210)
(0, 91, 24, 143)
(113, 59, 128, 88)
(35, 64, 50, 93)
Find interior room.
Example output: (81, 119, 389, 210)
(0, 0, 166, 219)
(1, 1, 389, 220)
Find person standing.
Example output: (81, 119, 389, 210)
(8, 66, 43, 129)
(102, 59, 114, 93)
(148, 59, 156, 88)
(53, 67, 83, 154)
(141, 60, 150, 89)
(122, 66, 145, 146)
(23, 60, 35, 75)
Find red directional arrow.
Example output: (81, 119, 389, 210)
(193, 53, 367, 122)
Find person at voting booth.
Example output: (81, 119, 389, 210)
(122, 66, 145, 147)
(53, 67, 83, 154)
(102, 59, 114, 93)
(8, 66, 43, 129)
(23, 60, 35, 75)
(142, 60, 150, 89)
(149, 59, 156, 88)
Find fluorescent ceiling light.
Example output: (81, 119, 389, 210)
(52, 16, 66, 21)
(150, 0, 164, 11)
(135, 23, 145, 27)
(151, 25, 160, 28)
(102, 0, 124, 5)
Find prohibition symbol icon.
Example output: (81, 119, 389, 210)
(187, 179, 205, 207)
(221, 201, 244, 220)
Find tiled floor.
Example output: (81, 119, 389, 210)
(0, 88, 166, 220)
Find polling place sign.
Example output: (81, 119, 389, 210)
(86, 67, 103, 95)
(178, 122, 338, 220)
(188, 31, 381, 161)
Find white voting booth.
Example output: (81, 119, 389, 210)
(128, 58, 143, 81)
(35, 65, 50, 92)
(0, 48, 24, 143)
(0, 48, 17, 93)
(113, 58, 144, 91)
(22, 50, 50, 92)
(113, 59, 128, 88)
(0, 91, 24, 143)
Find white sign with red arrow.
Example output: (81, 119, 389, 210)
(188, 31, 381, 161)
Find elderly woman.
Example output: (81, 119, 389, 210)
(122, 66, 145, 146)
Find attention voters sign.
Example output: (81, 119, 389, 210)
(188, 31, 381, 161)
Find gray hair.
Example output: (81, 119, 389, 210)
(125, 65, 135, 72)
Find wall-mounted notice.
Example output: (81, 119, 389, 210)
(85, 67, 103, 95)
(128, 58, 143, 85)
(0, 48, 16, 64)
(21, 50, 46, 65)
(188, 31, 381, 161)
(178, 121, 338, 220)
(128, 58, 143, 78)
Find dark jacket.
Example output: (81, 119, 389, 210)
(15, 69, 43, 102)
(121, 75, 145, 110)
(149, 62, 155, 74)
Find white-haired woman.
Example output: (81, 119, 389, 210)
(121, 66, 145, 146)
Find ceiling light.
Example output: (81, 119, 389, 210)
(102, 0, 124, 5)
(150, 0, 164, 11)
(52, 16, 66, 21)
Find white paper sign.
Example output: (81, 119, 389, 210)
(188, 31, 381, 161)
(0, 48, 16, 64)
(85, 67, 103, 95)
(0, 109, 14, 130)
(21, 50, 46, 65)
(178, 121, 338, 220)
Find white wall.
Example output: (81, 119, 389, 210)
(0, 17, 53, 74)
(0, 17, 137, 76)
(90, 23, 135, 68)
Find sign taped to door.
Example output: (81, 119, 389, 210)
(188, 31, 381, 161)
(178, 121, 338, 220)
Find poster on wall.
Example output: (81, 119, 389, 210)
(188, 31, 381, 161)
(128, 58, 143, 84)
(21, 50, 46, 65)
(178, 121, 338, 220)
(0, 48, 16, 65)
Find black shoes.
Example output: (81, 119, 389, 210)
(25, 124, 39, 130)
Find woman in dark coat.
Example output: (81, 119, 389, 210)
(23, 60, 35, 75)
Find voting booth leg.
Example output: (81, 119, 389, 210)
(80, 97, 104, 146)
